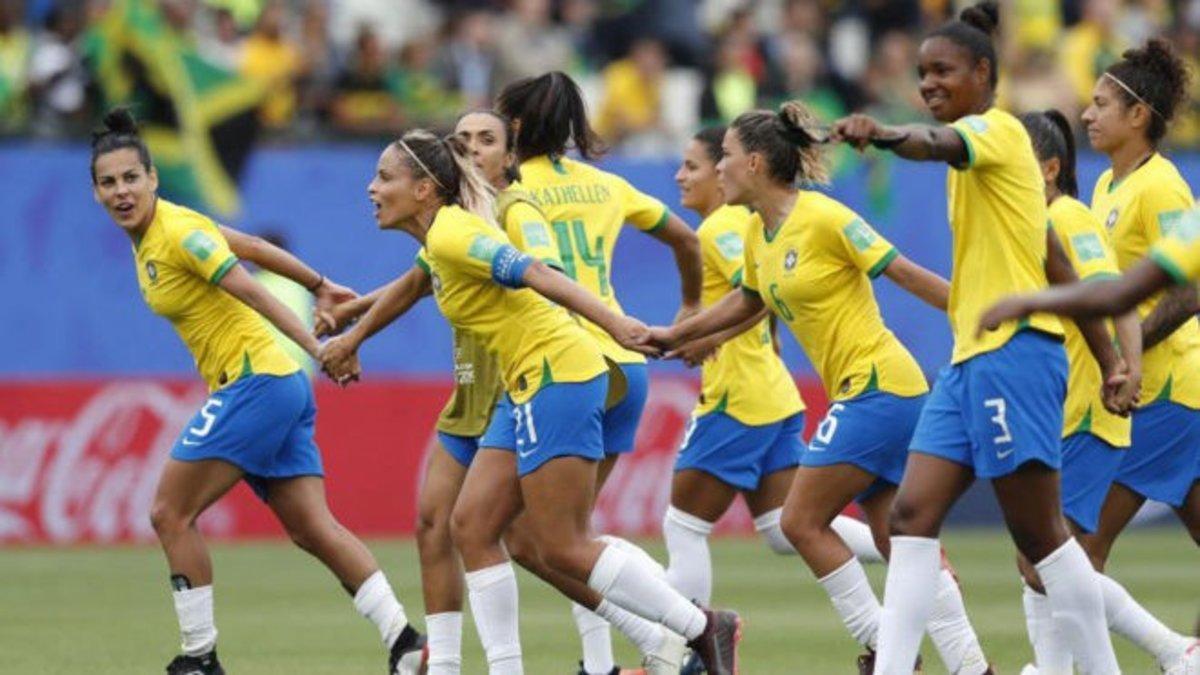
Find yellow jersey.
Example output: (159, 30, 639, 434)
(424, 185, 566, 435)
(1048, 196, 1130, 447)
(946, 107, 1063, 363)
(422, 204, 606, 405)
(1148, 208, 1200, 284)
(742, 191, 928, 402)
(520, 155, 669, 365)
(694, 205, 805, 425)
(133, 199, 297, 392)
(1093, 154, 1200, 407)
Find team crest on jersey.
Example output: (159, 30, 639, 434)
(1105, 208, 1119, 230)
(783, 248, 798, 271)
(145, 261, 158, 283)
(431, 272, 443, 294)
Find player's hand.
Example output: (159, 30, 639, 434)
(1102, 360, 1140, 416)
(314, 300, 360, 338)
(830, 114, 884, 151)
(313, 279, 357, 326)
(976, 296, 1033, 338)
(673, 302, 701, 325)
(318, 335, 361, 386)
(666, 335, 721, 367)
(613, 316, 661, 357)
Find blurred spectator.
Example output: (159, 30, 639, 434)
(197, 7, 243, 71)
(863, 30, 924, 123)
(295, 0, 334, 132)
(1002, 47, 1079, 121)
(387, 37, 461, 129)
(1166, 20, 1200, 149)
(254, 231, 316, 377)
(0, 0, 31, 132)
(330, 25, 401, 136)
(27, 4, 87, 136)
(240, 0, 304, 130)
(700, 29, 756, 124)
(558, 0, 600, 70)
(494, 0, 574, 84)
(1061, 0, 1127, 107)
(595, 37, 668, 145)
(1010, 0, 1064, 53)
(432, 8, 497, 110)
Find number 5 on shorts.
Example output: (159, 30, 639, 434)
(983, 397, 1013, 445)
(189, 398, 223, 438)
(813, 403, 846, 446)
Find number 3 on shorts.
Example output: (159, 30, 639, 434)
(813, 403, 846, 446)
(189, 398, 223, 438)
(983, 397, 1013, 445)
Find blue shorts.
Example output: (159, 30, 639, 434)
(603, 363, 648, 455)
(674, 412, 805, 491)
(1119, 401, 1200, 507)
(1060, 433, 1124, 533)
(486, 374, 608, 476)
(170, 371, 324, 501)
(911, 331, 1067, 479)
(436, 431, 479, 468)
(803, 392, 927, 502)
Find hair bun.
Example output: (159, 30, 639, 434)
(102, 108, 139, 136)
(776, 100, 822, 147)
(960, 0, 999, 36)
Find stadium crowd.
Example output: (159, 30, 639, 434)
(1, 0, 1198, 149)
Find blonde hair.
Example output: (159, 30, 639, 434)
(394, 129, 498, 225)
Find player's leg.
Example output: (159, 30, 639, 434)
(416, 437, 473, 674)
(450, 447, 526, 675)
(664, 469, 737, 604)
(1177, 480, 1200, 547)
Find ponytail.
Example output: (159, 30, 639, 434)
(1019, 110, 1078, 198)
(496, 71, 605, 162)
(395, 130, 497, 225)
(730, 100, 830, 186)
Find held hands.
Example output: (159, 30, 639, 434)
(314, 299, 361, 338)
(1101, 359, 1141, 416)
(317, 334, 362, 387)
(669, 335, 721, 368)
(613, 315, 663, 358)
(312, 279, 358, 337)
(673, 302, 702, 325)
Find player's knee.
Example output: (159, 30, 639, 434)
(888, 495, 933, 537)
(1009, 523, 1067, 564)
(504, 533, 541, 573)
(777, 509, 817, 554)
(416, 496, 451, 542)
(149, 500, 189, 537)
(539, 539, 591, 580)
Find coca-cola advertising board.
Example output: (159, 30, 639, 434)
(0, 377, 829, 545)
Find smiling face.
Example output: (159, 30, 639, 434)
(367, 144, 432, 229)
(675, 138, 722, 213)
(92, 148, 158, 232)
(455, 112, 513, 189)
(1081, 77, 1142, 155)
(916, 36, 989, 123)
(717, 128, 756, 207)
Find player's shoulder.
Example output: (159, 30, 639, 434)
(1049, 195, 1100, 234)
(699, 204, 751, 237)
(157, 199, 217, 236)
(1138, 154, 1193, 201)
(799, 190, 857, 229)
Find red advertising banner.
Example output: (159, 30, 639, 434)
(0, 377, 828, 545)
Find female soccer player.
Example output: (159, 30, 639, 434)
(645, 102, 995, 675)
(319, 111, 677, 674)
(494, 70, 705, 671)
(334, 128, 741, 674)
(827, 3, 1124, 672)
(663, 126, 885, 614)
(90, 109, 428, 675)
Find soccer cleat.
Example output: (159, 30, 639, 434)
(641, 629, 687, 675)
(1163, 640, 1200, 675)
(388, 624, 429, 675)
(679, 649, 706, 674)
(165, 650, 225, 675)
(856, 650, 923, 674)
(574, 664, 645, 675)
(686, 608, 741, 675)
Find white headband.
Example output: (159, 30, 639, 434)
(398, 139, 448, 191)
(1103, 72, 1164, 120)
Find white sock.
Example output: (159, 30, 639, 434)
(817, 557, 881, 649)
(927, 569, 988, 675)
(662, 506, 714, 605)
(588, 542, 707, 640)
(466, 563, 523, 675)
(832, 514, 886, 564)
(426, 611, 463, 675)
(1099, 572, 1191, 667)
(173, 585, 217, 656)
(1023, 583, 1073, 674)
(1035, 539, 1119, 675)
(875, 536, 940, 675)
(573, 603, 615, 674)
(353, 571, 409, 648)
(595, 599, 669, 656)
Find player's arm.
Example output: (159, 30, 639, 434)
(520, 260, 660, 356)
(319, 266, 432, 382)
(672, 302, 771, 367)
(1112, 308, 1143, 412)
(650, 287, 766, 355)
(1139, 283, 1200, 350)
(218, 225, 357, 320)
(980, 260, 1172, 329)
(646, 212, 704, 318)
(830, 114, 968, 165)
(881, 254, 949, 311)
(217, 264, 321, 358)
(314, 275, 433, 337)
(1044, 231, 1125, 379)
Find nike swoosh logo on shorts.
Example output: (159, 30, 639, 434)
(996, 447, 1014, 460)
(181, 438, 203, 446)
(518, 447, 537, 459)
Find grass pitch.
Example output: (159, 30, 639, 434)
(2, 529, 1196, 673)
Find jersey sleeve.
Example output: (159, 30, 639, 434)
(503, 201, 564, 270)
(432, 226, 534, 290)
(834, 215, 898, 278)
(1140, 181, 1197, 246)
(414, 247, 430, 274)
(741, 231, 760, 295)
(705, 227, 746, 286)
(173, 219, 238, 284)
(949, 110, 1012, 170)
(1053, 210, 1120, 281)
(615, 175, 670, 233)
(1149, 209, 1200, 285)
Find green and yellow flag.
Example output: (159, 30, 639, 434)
(82, 0, 265, 217)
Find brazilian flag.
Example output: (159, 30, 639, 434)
(82, 0, 265, 217)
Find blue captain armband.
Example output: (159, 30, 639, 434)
(491, 244, 535, 288)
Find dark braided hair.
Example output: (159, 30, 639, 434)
(927, 0, 1000, 90)
(1104, 38, 1191, 144)
(90, 108, 152, 183)
(1019, 110, 1079, 198)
